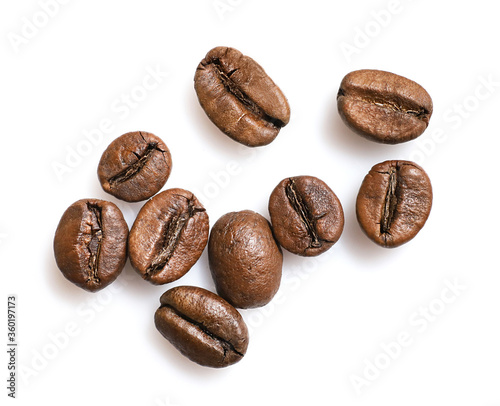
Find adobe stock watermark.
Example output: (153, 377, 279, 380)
(340, 0, 416, 63)
(153, 396, 183, 406)
(7, 0, 72, 54)
(408, 74, 499, 165)
(212, 0, 244, 21)
(349, 278, 467, 395)
(19, 275, 131, 386)
(245, 249, 336, 334)
(51, 64, 169, 182)
(191, 145, 258, 207)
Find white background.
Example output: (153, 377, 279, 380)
(2, 0, 500, 405)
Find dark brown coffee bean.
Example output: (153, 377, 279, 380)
(98, 131, 172, 202)
(53, 199, 128, 292)
(337, 70, 433, 144)
(194, 46, 290, 147)
(268, 176, 344, 256)
(208, 210, 282, 308)
(128, 189, 208, 285)
(154, 286, 249, 368)
(356, 160, 433, 247)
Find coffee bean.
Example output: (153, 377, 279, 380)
(208, 210, 282, 308)
(356, 160, 433, 247)
(194, 46, 290, 147)
(128, 189, 209, 285)
(53, 199, 129, 292)
(98, 131, 172, 202)
(337, 70, 433, 144)
(154, 286, 249, 368)
(268, 176, 344, 256)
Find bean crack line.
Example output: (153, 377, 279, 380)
(146, 198, 205, 276)
(164, 304, 244, 358)
(338, 88, 430, 121)
(285, 179, 322, 248)
(108, 141, 163, 187)
(86, 203, 103, 284)
(211, 58, 284, 128)
(380, 166, 400, 235)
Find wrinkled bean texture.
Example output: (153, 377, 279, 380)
(208, 210, 282, 308)
(337, 70, 433, 144)
(155, 286, 249, 368)
(194, 46, 290, 147)
(129, 189, 209, 285)
(356, 160, 433, 247)
(53, 199, 129, 292)
(269, 176, 344, 256)
(98, 131, 172, 202)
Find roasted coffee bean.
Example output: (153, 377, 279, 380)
(194, 46, 290, 147)
(356, 160, 433, 247)
(337, 70, 433, 144)
(268, 176, 344, 256)
(128, 189, 209, 285)
(53, 199, 128, 292)
(208, 210, 282, 308)
(154, 286, 249, 368)
(98, 131, 172, 202)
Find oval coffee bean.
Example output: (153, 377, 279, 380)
(128, 189, 209, 285)
(53, 199, 128, 292)
(337, 70, 433, 144)
(194, 46, 290, 147)
(154, 286, 249, 368)
(356, 160, 433, 248)
(268, 176, 344, 256)
(208, 210, 282, 308)
(98, 131, 172, 202)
